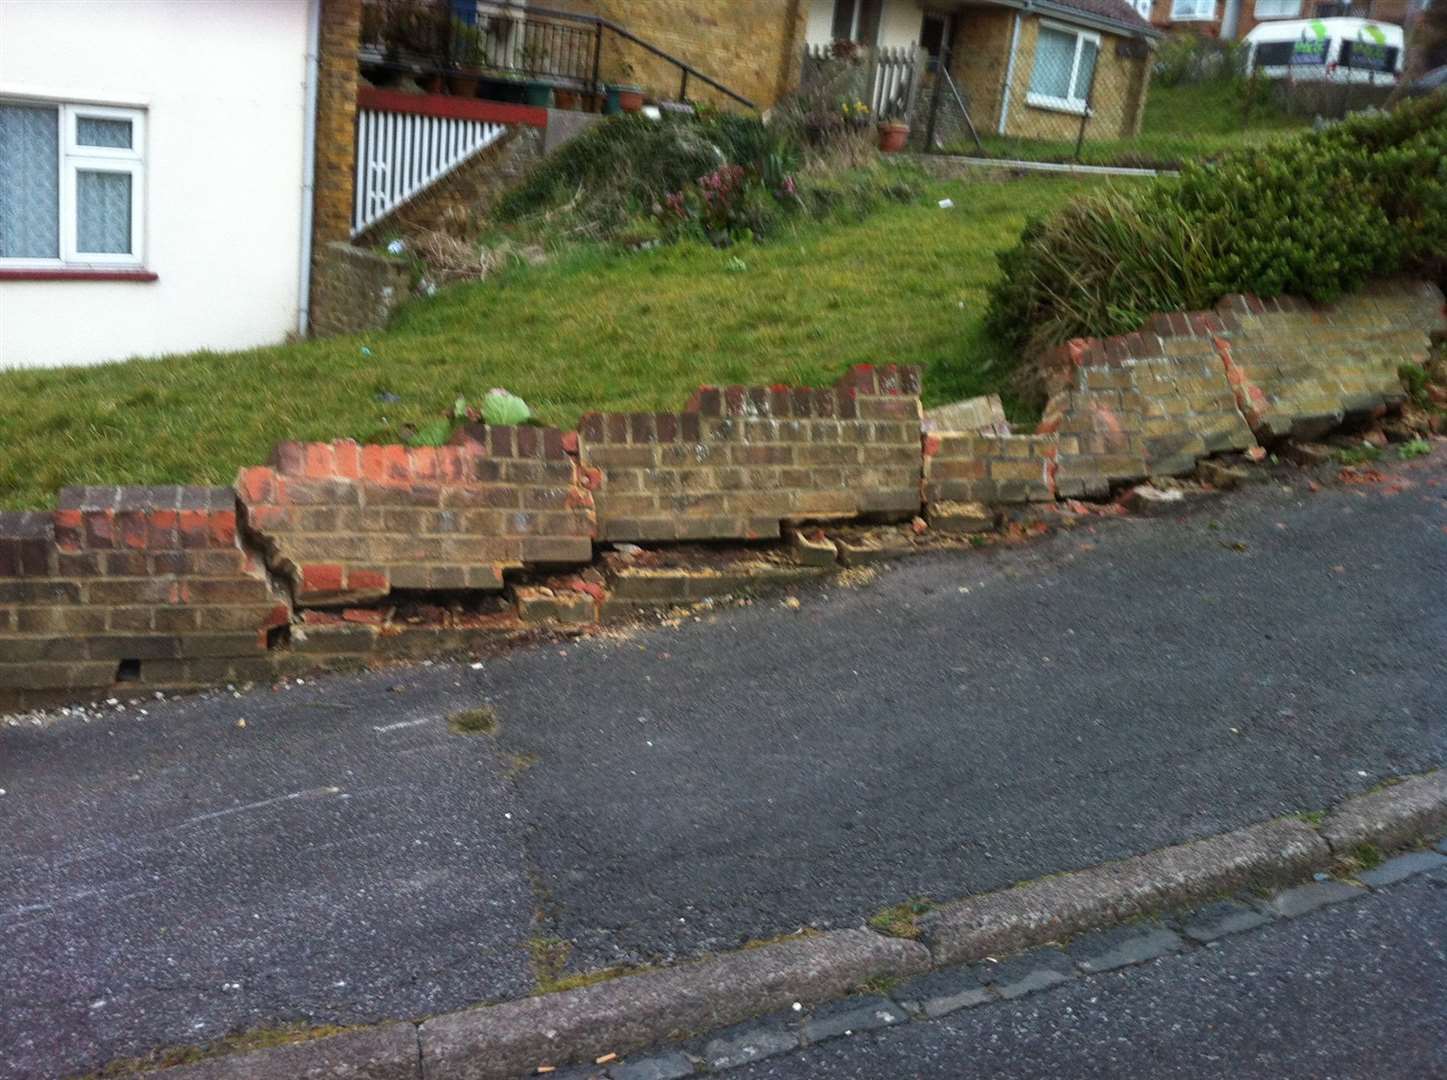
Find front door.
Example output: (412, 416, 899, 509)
(920, 10, 955, 65)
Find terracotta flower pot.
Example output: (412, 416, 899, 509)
(554, 89, 579, 110)
(616, 85, 645, 113)
(446, 70, 479, 97)
(877, 122, 910, 153)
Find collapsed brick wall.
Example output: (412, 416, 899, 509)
(238, 432, 595, 607)
(922, 433, 1059, 506)
(1039, 333, 1259, 498)
(578, 366, 924, 542)
(1005, 277, 1446, 501)
(0, 488, 287, 710)
(1, 279, 1442, 710)
(1214, 284, 1436, 441)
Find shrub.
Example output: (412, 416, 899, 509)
(496, 111, 798, 236)
(985, 92, 1447, 385)
(1152, 32, 1245, 88)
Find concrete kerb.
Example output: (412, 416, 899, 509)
(919, 816, 1328, 966)
(1317, 770, 1447, 857)
(420, 930, 928, 1080)
(147, 768, 1444, 1080)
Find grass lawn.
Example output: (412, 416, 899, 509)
(0, 173, 1122, 509)
(957, 82, 1311, 169)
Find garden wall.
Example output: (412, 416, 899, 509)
(0, 279, 1441, 711)
(0, 487, 288, 710)
(579, 366, 924, 542)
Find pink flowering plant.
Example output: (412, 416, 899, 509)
(655, 159, 803, 246)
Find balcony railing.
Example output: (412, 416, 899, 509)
(359, 0, 756, 109)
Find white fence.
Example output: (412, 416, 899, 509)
(802, 43, 925, 121)
(352, 107, 508, 237)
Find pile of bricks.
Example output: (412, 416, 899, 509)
(1, 279, 1442, 710)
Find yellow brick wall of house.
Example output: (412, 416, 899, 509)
(1002, 16, 1150, 141)
(946, 7, 1017, 133)
(551, 0, 809, 110)
(314, 0, 362, 251)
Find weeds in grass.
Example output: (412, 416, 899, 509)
(1335, 445, 1383, 466)
(1397, 439, 1431, 460)
(90, 1023, 352, 1076)
(1352, 843, 1384, 871)
(868, 898, 934, 940)
(447, 705, 498, 735)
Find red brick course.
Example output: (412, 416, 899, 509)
(0, 487, 286, 710)
(238, 434, 596, 607)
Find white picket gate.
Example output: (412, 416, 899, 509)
(352, 107, 508, 236)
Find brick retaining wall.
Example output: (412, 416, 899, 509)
(579, 365, 923, 542)
(1, 279, 1442, 710)
(0, 488, 287, 710)
(239, 431, 595, 607)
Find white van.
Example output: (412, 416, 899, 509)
(1243, 18, 1405, 84)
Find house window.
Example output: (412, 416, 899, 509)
(0, 100, 145, 267)
(1133, 0, 1153, 17)
(1026, 24, 1101, 114)
(1170, 0, 1217, 20)
(830, 0, 883, 44)
(1253, 0, 1302, 16)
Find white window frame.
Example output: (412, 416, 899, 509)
(1025, 22, 1102, 116)
(0, 99, 146, 269)
(1170, 0, 1217, 21)
(1252, 0, 1301, 18)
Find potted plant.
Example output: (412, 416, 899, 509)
(877, 117, 910, 153)
(519, 41, 555, 106)
(446, 18, 485, 96)
(608, 60, 645, 114)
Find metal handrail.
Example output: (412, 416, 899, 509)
(503, 4, 756, 109)
(361, 0, 757, 111)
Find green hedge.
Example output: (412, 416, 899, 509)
(985, 93, 1447, 369)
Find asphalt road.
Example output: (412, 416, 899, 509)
(726, 873, 1447, 1080)
(2, 452, 1444, 1078)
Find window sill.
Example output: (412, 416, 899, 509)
(1025, 93, 1090, 116)
(0, 268, 157, 283)
(1169, 14, 1218, 21)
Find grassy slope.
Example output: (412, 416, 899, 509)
(961, 82, 1311, 167)
(0, 174, 1115, 509)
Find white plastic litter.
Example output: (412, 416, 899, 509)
(938, 198, 954, 209)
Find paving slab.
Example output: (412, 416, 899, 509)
(890, 966, 992, 1019)
(1261, 881, 1368, 918)
(607, 1051, 696, 1080)
(1357, 849, 1447, 888)
(801, 996, 908, 1043)
(1178, 900, 1273, 944)
(975, 947, 1075, 1000)
(701, 1019, 799, 1071)
(1067, 926, 1184, 973)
